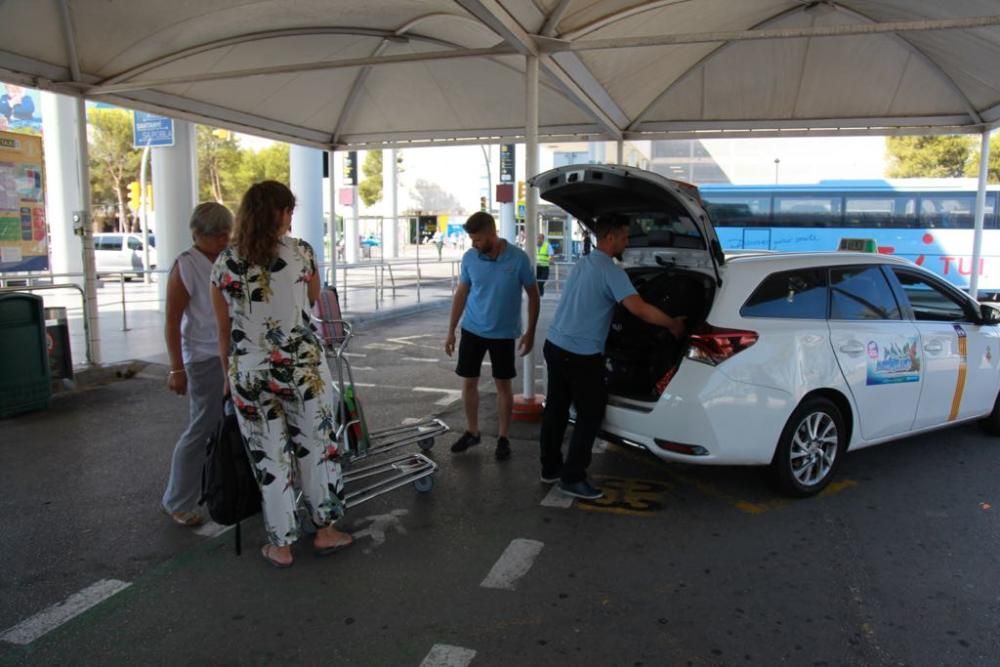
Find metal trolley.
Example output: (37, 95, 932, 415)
(313, 288, 448, 508)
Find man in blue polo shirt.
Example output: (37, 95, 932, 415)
(445, 212, 540, 461)
(541, 215, 686, 500)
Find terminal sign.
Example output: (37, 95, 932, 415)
(500, 144, 515, 183)
(132, 111, 174, 148)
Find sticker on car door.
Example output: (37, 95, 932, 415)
(866, 336, 921, 385)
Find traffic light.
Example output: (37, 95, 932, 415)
(517, 180, 525, 203)
(145, 183, 153, 211)
(480, 196, 487, 212)
(127, 182, 141, 211)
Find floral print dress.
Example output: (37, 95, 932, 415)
(211, 237, 344, 546)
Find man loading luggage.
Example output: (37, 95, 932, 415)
(540, 214, 685, 500)
(445, 212, 540, 461)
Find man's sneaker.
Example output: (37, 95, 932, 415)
(450, 431, 481, 453)
(540, 469, 561, 484)
(494, 436, 512, 461)
(558, 479, 603, 500)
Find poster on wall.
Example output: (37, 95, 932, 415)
(0, 83, 42, 134)
(0, 131, 47, 272)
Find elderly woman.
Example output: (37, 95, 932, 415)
(211, 181, 352, 568)
(162, 202, 234, 527)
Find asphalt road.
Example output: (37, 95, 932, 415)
(2, 301, 999, 666)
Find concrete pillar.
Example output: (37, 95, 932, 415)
(290, 144, 325, 270)
(151, 119, 198, 304)
(383, 148, 399, 259)
(40, 91, 83, 283)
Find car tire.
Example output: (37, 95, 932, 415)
(978, 390, 1000, 435)
(770, 397, 846, 498)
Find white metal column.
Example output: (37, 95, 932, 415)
(290, 144, 325, 269)
(522, 55, 539, 399)
(40, 91, 83, 283)
(971, 130, 992, 300)
(326, 149, 338, 285)
(74, 96, 100, 365)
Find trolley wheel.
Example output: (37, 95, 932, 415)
(413, 476, 434, 493)
(417, 437, 434, 451)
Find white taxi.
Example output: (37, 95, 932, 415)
(533, 165, 1000, 496)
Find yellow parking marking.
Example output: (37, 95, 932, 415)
(577, 476, 671, 516)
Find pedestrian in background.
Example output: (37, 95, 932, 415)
(445, 212, 540, 461)
(540, 215, 685, 500)
(536, 232, 552, 296)
(211, 181, 353, 568)
(162, 202, 233, 527)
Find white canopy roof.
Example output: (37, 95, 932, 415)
(2, 0, 999, 148)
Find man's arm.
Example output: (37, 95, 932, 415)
(445, 282, 470, 356)
(518, 283, 540, 356)
(164, 264, 190, 395)
(622, 294, 686, 338)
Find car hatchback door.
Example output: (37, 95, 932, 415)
(827, 265, 922, 440)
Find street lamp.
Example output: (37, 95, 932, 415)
(774, 157, 780, 184)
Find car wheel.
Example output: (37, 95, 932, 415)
(978, 390, 1000, 435)
(771, 397, 846, 497)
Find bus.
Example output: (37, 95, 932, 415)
(698, 179, 1000, 294)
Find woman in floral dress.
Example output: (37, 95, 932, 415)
(210, 180, 352, 568)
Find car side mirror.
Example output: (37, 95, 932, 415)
(980, 303, 1000, 325)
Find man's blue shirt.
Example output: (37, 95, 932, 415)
(547, 249, 637, 355)
(459, 241, 535, 339)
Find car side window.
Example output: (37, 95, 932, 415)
(127, 236, 142, 250)
(741, 269, 828, 319)
(829, 266, 901, 320)
(891, 269, 972, 322)
(96, 235, 121, 251)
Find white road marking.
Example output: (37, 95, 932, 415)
(192, 521, 231, 538)
(414, 387, 463, 406)
(343, 352, 367, 358)
(401, 357, 439, 363)
(354, 382, 377, 388)
(364, 343, 403, 351)
(420, 644, 477, 667)
(402, 417, 422, 425)
(350, 366, 375, 371)
(351, 509, 409, 554)
(540, 485, 574, 508)
(0, 579, 132, 645)
(480, 538, 545, 590)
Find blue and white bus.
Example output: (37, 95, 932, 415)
(698, 179, 1000, 294)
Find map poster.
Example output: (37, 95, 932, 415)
(0, 130, 47, 272)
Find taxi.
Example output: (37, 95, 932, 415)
(533, 165, 1000, 496)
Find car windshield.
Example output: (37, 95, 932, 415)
(621, 210, 704, 249)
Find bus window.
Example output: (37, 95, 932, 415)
(702, 195, 770, 227)
(844, 195, 917, 228)
(772, 195, 842, 228)
(919, 194, 995, 229)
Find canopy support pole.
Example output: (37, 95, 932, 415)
(971, 130, 992, 299)
(521, 55, 539, 404)
(327, 149, 338, 285)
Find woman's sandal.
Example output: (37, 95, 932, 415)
(162, 507, 205, 528)
(314, 537, 354, 558)
(261, 544, 293, 569)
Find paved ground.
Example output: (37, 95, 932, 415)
(2, 300, 1000, 666)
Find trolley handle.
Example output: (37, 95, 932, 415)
(311, 315, 355, 355)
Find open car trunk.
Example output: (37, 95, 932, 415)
(605, 268, 715, 402)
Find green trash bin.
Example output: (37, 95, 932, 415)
(0, 293, 51, 418)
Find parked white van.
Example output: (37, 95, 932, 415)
(93, 233, 157, 279)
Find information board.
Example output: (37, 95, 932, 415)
(0, 131, 46, 272)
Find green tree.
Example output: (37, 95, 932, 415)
(359, 150, 383, 207)
(233, 143, 290, 198)
(197, 125, 242, 207)
(886, 135, 975, 178)
(87, 108, 142, 232)
(963, 133, 1000, 184)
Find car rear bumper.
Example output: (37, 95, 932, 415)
(601, 360, 793, 465)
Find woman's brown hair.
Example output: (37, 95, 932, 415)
(233, 181, 296, 267)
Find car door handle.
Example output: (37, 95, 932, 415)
(924, 341, 943, 353)
(839, 342, 865, 355)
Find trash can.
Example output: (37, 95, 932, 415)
(0, 293, 51, 417)
(44, 306, 73, 381)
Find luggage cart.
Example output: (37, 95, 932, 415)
(313, 287, 449, 507)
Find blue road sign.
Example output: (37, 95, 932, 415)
(132, 111, 174, 148)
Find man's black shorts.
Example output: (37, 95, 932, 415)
(456, 328, 516, 379)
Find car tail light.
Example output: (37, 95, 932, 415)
(655, 366, 678, 395)
(654, 438, 709, 456)
(686, 324, 758, 366)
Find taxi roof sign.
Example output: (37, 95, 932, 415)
(837, 238, 878, 253)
